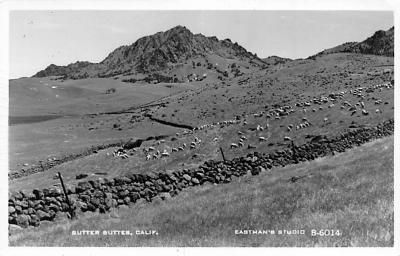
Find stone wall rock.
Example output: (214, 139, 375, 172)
(8, 119, 394, 228)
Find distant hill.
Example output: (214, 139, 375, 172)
(262, 55, 292, 65)
(33, 25, 266, 80)
(310, 26, 394, 59)
(33, 61, 94, 78)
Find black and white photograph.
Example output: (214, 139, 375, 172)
(1, 0, 398, 252)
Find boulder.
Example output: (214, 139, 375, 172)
(118, 190, 129, 198)
(104, 198, 113, 209)
(15, 200, 29, 209)
(90, 197, 101, 207)
(11, 191, 23, 200)
(15, 206, 22, 214)
(76, 173, 89, 180)
(49, 187, 62, 197)
(9, 224, 22, 232)
(79, 194, 90, 203)
(29, 215, 40, 227)
(160, 192, 172, 200)
(183, 174, 192, 181)
(129, 192, 140, 202)
(8, 206, 15, 214)
(145, 181, 154, 187)
(89, 180, 101, 189)
(36, 209, 51, 221)
(123, 196, 131, 204)
(114, 176, 131, 185)
(32, 189, 44, 200)
(77, 202, 88, 212)
(86, 203, 96, 212)
(27, 207, 36, 215)
(76, 181, 92, 193)
(15, 214, 30, 228)
(191, 178, 200, 185)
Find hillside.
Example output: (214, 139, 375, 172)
(33, 25, 266, 81)
(310, 26, 394, 58)
(9, 136, 394, 246)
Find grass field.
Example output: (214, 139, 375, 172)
(9, 135, 393, 247)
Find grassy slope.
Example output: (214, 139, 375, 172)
(9, 135, 393, 247)
(9, 76, 205, 169)
(9, 77, 197, 116)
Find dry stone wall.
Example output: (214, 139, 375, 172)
(8, 119, 394, 228)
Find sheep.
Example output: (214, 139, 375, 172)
(256, 125, 264, 131)
(230, 143, 239, 148)
(172, 148, 178, 152)
(182, 143, 187, 148)
(319, 107, 323, 110)
(240, 135, 247, 141)
(145, 154, 151, 161)
(323, 117, 328, 122)
(375, 109, 381, 114)
(238, 141, 244, 147)
(362, 110, 369, 115)
(213, 137, 219, 142)
(312, 108, 316, 112)
(178, 147, 184, 151)
(284, 136, 292, 141)
(259, 136, 267, 141)
(148, 147, 155, 151)
(161, 152, 170, 157)
(152, 154, 158, 159)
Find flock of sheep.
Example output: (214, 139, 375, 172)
(110, 80, 393, 164)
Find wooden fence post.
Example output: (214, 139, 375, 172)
(58, 172, 76, 219)
(219, 147, 226, 162)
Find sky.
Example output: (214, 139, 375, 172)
(9, 11, 393, 79)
